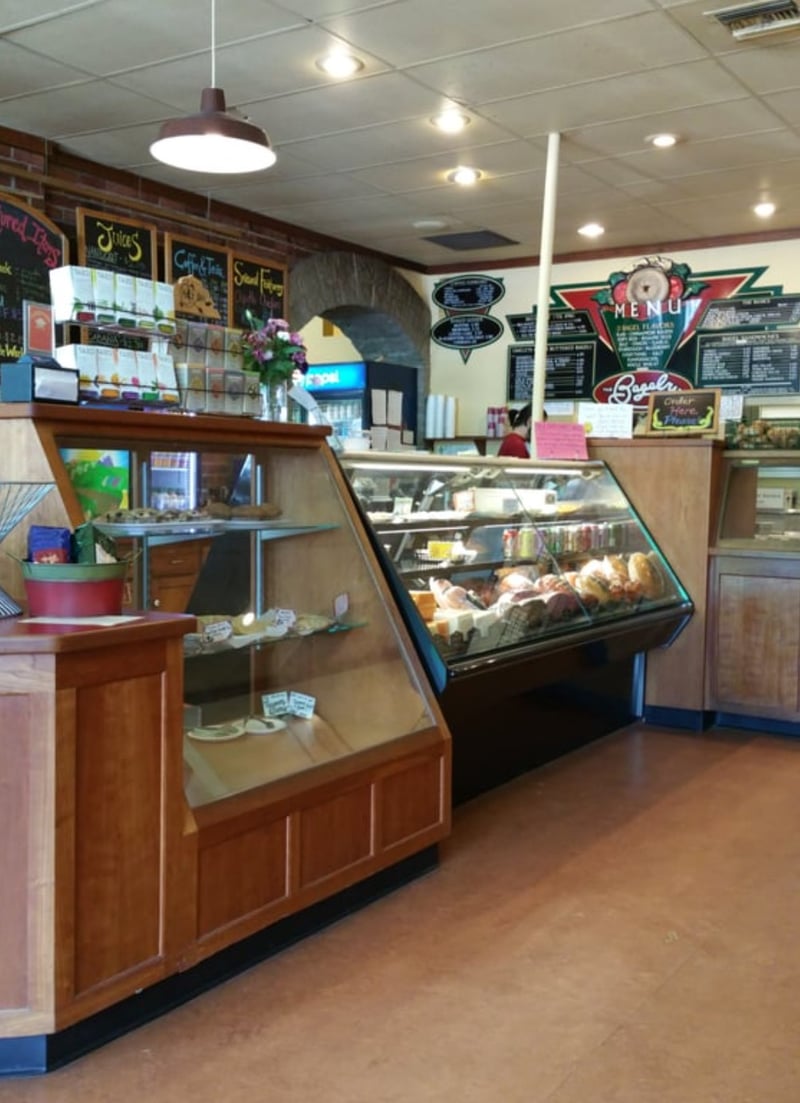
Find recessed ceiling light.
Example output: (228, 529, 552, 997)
(753, 201, 776, 218)
(316, 51, 364, 78)
(578, 222, 605, 238)
(447, 166, 481, 186)
(647, 133, 678, 148)
(432, 108, 470, 134)
(413, 218, 448, 231)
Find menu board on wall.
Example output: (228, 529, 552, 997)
(230, 252, 287, 329)
(431, 314, 504, 351)
(76, 208, 156, 350)
(432, 274, 505, 312)
(698, 295, 800, 331)
(164, 233, 231, 325)
(696, 332, 800, 395)
(76, 208, 156, 278)
(0, 192, 66, 362)
(506, 309, 595, 343)
(508, 342, 595, 402)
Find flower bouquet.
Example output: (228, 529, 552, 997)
(241, 314, 308, 421)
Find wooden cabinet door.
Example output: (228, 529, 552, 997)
(707, 554, 800, 718)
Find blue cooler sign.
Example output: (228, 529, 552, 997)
(305, 362, 366, 391)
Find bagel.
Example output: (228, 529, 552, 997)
(627, 552, 663, 599)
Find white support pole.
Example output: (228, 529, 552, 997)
(532, 132, 561, 426)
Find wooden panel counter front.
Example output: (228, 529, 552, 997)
(0, 613, 190, 1039)
(589, 437, 723, 723)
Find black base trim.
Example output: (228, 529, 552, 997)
(713, 712, 800, 738)
(0, 846, 439, 1078)
(643, 706, 713, 732)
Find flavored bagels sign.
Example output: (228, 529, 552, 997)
(553, 256, 765, 406)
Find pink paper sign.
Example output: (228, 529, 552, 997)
(533, 421, 588, 460)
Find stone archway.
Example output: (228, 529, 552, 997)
(288, 251, 430, 437)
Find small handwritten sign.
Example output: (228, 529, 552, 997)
(76, 208, 156, 278)
(645, 387, 721, 436)
(533, 421, 589, 460)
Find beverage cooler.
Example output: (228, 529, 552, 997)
(303, 361, 367, 443)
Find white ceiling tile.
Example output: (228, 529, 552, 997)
(477, 60, 756, 138)
(319, 0, 651, 66)
(1, 0, 800, 266)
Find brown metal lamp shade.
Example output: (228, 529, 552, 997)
(150, 87, 276, 174)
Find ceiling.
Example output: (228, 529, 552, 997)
(2, 0, 800, 269)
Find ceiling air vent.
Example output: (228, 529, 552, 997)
(423, 230, 518, 251)
(706, 0, 800, 40)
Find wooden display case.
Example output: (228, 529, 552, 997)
(0, 405, 451, 1074)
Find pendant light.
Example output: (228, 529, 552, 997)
(150, 0, 275, 174)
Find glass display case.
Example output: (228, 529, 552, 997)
(339, 453, 693, 701)
(0, 405, 451, 995)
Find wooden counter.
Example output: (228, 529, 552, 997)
(589, 437, 723, 722)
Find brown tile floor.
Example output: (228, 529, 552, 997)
(4, 722, 800, 1102)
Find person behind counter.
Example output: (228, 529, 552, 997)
(498, 404, 532, 458)
(498, 404, 535, 458)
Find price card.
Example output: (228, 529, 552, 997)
(288, 691, 316, 719)
(273, 608, 297, 628)
(262, 691, 289, 717)
(333, 592, 349, 620)
(203, 619, 233, 643)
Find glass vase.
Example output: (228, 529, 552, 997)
(259, 377, 288, 422)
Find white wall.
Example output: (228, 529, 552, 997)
(416, 239, 800, 436)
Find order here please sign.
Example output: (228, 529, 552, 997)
(644, 388, 722, 436)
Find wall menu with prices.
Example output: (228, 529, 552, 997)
(696, 331, 800, 395)
(0, 193, 66, 361)
(230, 253, 287, 329)
(698, 295, 800, 331)
(506, 309, 595, 343)
(165, 234, 231, 325)
(507, 342, 596, 402)
(432, 274, 505, 311)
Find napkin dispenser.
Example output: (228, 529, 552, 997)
(1, 354, 79, 404)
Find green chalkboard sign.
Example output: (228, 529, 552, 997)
(645, 387, 721, 436)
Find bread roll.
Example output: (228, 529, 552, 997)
(627, 552, 663, 599)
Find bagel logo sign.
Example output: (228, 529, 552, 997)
(552, 256, 763, 404)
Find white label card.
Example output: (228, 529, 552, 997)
(273, 608, 296, 627)
(333, 592, 349, 619)
(288, 691, 316, 719)
(262, 691, 290, 717)
(203, 619, 233, 642)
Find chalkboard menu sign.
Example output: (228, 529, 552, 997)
(506, 309, 595, 342)
(508, 342, 595, 402)
(431, 313, 503, 351)
(696, 332, 800, 395)
(432, 274, 504, 311)
(645, 388, 721, 436)
(230, 252, 287, 329)
(0, 193, 66, 362)
(506, 313, 536, 341)
(698, 295, 800, 331)
(165, 234, 231, 325)
(76, 208, 156, 278)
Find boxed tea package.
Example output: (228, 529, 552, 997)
(49, 266, 96, 323)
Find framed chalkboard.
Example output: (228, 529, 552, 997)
(0, 192, 67, 362)
(230, 251, 287, 329)
(644, 388, 721, 436)
(76, 208, 156, 278)
(164, 233, 231, 325)
(508, 342, 595, 402)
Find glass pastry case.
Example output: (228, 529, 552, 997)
(338, 453, 693, 704)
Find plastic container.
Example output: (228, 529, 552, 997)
(21, 560, 128, 617)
